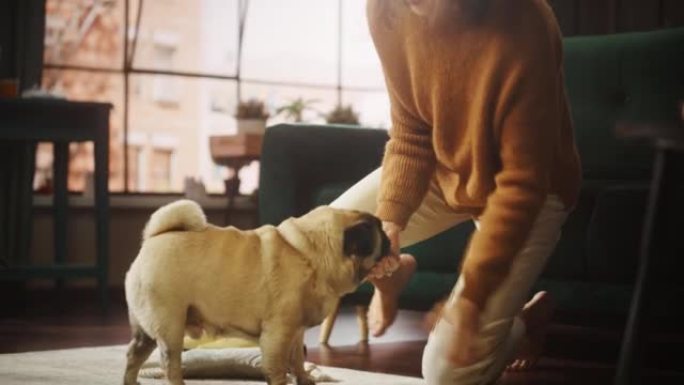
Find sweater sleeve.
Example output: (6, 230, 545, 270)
(376, 88, 436, 228)
(459, 35, 562, 309)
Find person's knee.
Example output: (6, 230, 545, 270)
(422, 319, 483, 384)
(422, 316, 520, 385)
(422, 351, 488, 385)
(422, 341, 453, 385)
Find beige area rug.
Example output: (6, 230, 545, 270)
(0, 345, 423, 385)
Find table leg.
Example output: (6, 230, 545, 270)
(223, 165, 242, 226)
(53, 142, 68, 292)
(94, 135, 109, 314)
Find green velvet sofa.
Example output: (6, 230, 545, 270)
(258, 28, 684, 327)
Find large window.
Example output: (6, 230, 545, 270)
(42, 0, 388, 194)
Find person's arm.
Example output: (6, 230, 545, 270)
(376, 87, 436, 229)
(459, 34, 563, 310)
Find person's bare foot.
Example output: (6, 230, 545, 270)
(507, 291, 555, 371)
(367, 254, 417, 337)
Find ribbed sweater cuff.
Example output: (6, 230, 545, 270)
(375, 200, 413, 229)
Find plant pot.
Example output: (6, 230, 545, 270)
(236, 119, 267, 135)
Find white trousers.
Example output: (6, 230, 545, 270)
(331, 168, 568, 384)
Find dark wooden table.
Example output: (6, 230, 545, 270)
(210, 133, 262, 224)
(0, 98, 111, 312)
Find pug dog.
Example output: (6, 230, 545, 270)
(123, 200, 390, 385)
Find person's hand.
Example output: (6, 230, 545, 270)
(366, 221, 402, 279)
(382, 221, 401, 256)
(442, 296, 481, 367)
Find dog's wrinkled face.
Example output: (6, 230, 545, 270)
(343, 213, 391, 283)
(290, 206, 391, 293)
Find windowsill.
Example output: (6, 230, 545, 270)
(32, 193, 257, 211)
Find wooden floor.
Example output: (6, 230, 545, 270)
(1, 286, 683, 384)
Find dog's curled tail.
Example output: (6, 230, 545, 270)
(143, 199, 207, 240)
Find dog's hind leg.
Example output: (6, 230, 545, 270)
(157, 318, 187, 385)
(123, 324, 157, 385)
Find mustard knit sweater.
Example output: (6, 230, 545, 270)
(368, 0, 582, 308)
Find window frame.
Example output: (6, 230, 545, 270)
(42, 0, 385, 194)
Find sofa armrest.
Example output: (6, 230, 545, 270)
(258, 123, 388, 225)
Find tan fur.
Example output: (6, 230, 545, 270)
(142, 200, 207, 240)
(124, 201, 384, 385)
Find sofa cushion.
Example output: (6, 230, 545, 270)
(345, 276, 684, 318)
(585, 185, 647, 284)
(541, 184, 597, 280)
(587, 184, 684, 283)
(535, 279, 684, 320)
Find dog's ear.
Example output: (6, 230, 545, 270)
(343, 221, 375, 257)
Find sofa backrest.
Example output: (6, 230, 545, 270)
(563, 27, 684, 180)
(259, 124, 387, 226)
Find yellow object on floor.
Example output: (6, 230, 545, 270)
(183, 332, 258, 349)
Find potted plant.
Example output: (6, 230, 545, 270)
(275, 97, 319, 123)
(324, 104, 360, 125)
(235, 98, 269, 134)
